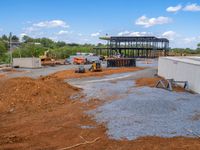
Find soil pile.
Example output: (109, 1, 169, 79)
(135, 77, 186, 92)
(0, 74, 5, 78)
(0, 69, 199, 149)
(0, 77, 79, 113)
(51, 67, 143, 79)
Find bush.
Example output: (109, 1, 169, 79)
(0, 53, 10, 64)
(12, 43, 47, 58)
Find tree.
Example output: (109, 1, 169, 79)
(197, 43, 200, 49)
(1, 34, 8, 41)
(22, 35, 33, 43)
(11, 35, 19, 42)
(68, 43, 79, 47)
(0, 40, 7, 56)
(37, 38, 55, 48)
(56, 41, 66, 47)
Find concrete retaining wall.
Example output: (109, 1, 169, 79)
(13, 58, 41, 68)
(158, 57, 200, 94)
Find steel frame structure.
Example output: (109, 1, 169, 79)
(94, 36, 169, 58)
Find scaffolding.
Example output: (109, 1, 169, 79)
(94, 36, 169, 58)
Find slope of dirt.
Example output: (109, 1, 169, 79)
(0, 88, 200, 150)
(0, 73, 199, 149)
(0, 74, 5, 78)
(135, 77, 186, 92)
(50, 67, 143, 80)
(0, 77, 79, 113)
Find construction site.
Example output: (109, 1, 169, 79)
(0, 32, 200, 150)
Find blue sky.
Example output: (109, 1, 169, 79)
(0, 0, 200, 48)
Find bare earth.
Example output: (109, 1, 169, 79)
(49, 67, 144, 79)
(0, 68, 200, 150)
(135, 77, 187, 92)
(0, 74, 5, 78)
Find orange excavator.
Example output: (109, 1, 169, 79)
(73, 57, 86, 65)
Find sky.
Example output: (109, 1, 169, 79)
(0, 0, 200, 48)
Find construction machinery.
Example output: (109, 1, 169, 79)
(73, 57, 86, 65)
(40, 50, 55, 66)
(75, 65, 86, 73)
(89, 61, 102, 72)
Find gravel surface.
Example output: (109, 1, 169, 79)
(4, 65, 92, 79)
(69, 68, 157, 102)
(1, 59, 156, 79)
(69, 67, 200, 140)
(89, 87, 200, 140)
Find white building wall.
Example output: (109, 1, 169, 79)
(158, 57, 200, 94)
(13, 58, 41, 68)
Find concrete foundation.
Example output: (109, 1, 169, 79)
(13, 58, 41, 68)
(158, 57, 200, 94)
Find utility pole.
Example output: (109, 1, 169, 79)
(9, 32, 13, 67)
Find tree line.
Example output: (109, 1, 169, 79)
(0, 34, 99, 64)
(0, 34, 200, 64)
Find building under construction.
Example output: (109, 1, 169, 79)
(94, 36, 169, 58)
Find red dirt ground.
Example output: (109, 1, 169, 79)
(0, 70, 200, 149)
(0, 74, 5, 78)
(135, 77, 187, 92)
(49, 67, 144, 79)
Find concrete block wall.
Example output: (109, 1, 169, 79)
(158, 57, 200, 94)
(13, 58, 41, 68)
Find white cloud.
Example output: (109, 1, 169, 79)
(183, 37, 197, 43)
(49, 36, 59, 42)
(183, 3, 200, 11)
(24, 27, 38, 33)
(33, 20, 69, 28)
(23, 20, 70, 35)
(20, 33, 27, 37)
(57, 30, 69, 35)
(118, 31, 130, 36)
(172, 36, 200, 49)
(118, 31, 150, 36)
(162, 31, 176, 40)
(135, 15, 172, 28)
(166, 5, 182, 13)
(19, 33, 27, 41)
(91, 32, 100, 37)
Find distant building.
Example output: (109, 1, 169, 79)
(94, 36, 169, 58)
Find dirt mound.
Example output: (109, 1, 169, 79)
(0, 77, 79, 113)
(135, 77, 186, 92)
(0, 76, 199, 149)
(0, 74, 5, 78)
(50, 67, 143, 79)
